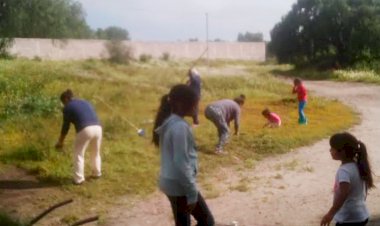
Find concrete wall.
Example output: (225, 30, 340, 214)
(9, 38, 266, 61)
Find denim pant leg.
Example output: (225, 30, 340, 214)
(298, 101, 307, 123)
(192, 102, 200, 124)
(217, 119, 229, 149)
(205, 106, 229, 150)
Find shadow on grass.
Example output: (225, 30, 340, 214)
(0, 145, 46, 163)
(270, 68, 335, 81)
(197, 145, 217, 155)
(0, 180, 57, 190)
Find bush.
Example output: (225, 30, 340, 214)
(353, 60, 380, 73)
(105, 40, 133, 64)
(0, 38, 15, 59)
(0, 212, 24, 226)
(139, 54, 152, 63)
(0, 75, 59, 121)
(161, 52, 170, 61)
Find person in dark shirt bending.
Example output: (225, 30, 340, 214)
(187, 68, 201, 125)
(55, 89, 102, 185)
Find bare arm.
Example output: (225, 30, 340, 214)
(234, 111, 240, 135)
(292, 86, 297, 94)
(55, 134, 66, 149)
(56, 109, 70, 149)
(320, 182, 351, 226)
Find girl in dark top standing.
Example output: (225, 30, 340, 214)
(153, 84, 215, 226)
(55, 89, 102, 185)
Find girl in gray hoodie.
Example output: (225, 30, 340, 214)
(153, 84, 215, 226)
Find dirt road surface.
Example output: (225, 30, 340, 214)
(106, 81, 380, 226)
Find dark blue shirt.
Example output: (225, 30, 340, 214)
(61, 99, 100, 135)
(189, 74, 201, 98)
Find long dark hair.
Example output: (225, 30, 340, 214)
(330, 132, 374, 189)
(152, 84, 198, 147)
(60, 89, 74, 102)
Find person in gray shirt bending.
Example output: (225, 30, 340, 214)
(205, 95, 245, 154)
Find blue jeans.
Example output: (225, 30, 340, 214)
(205, 106, 229, 150)
(298, 101, 307, 124)
(167, 192, 215, 226)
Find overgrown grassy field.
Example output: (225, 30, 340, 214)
(0, 59, 357, 224)
(275, 65, 380, 83)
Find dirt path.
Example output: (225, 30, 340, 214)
(106, 81, 380, 226)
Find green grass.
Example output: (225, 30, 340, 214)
(0, 212, 24, 226)
(0, 59, 357, 222)
(273, 65, 380, 83)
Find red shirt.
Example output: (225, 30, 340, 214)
(294, 84, 307, 102)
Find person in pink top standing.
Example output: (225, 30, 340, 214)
(292, 78, 307, 124)
(262, 108, 281, 128)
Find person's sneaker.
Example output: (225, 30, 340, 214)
(215, 148, 227, 155)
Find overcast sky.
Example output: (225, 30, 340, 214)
(77, 0, 296, 42)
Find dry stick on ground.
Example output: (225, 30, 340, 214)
(70, 216, 99, 226)
(29, 199, 73, 225)
(94, 96, 145, 137)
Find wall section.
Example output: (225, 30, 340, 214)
(9, 38, 266, 61)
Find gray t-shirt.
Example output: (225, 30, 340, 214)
(333, 162, 369, 223)
(209, 99, 241, 129)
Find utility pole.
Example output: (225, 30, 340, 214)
(206, 13, 209, 73)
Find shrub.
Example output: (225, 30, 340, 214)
(139, 54, 152, 63)
(161, 52, 170, 61)
(0, 212, 24, 226)
(0, 38, 15, 59)
(105, 40, 133, 64)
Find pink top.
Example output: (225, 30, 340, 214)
(268, 112, 281, 125)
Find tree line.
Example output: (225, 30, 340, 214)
(269, 0, 380, 70)
(0, 0, 129, 56)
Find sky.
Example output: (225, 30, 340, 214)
(77, 0, 297, 42)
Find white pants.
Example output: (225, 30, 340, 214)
(73, 125, 102, 183)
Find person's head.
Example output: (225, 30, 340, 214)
(152, 84, 199, 146)
(188, 67, 200, 78)
(262, 108, 270, 117)
(234, 94, 246, 106)
(293, 78, 302, 86)
(329, 132, 374, 189)
(60, 89, 74, 105)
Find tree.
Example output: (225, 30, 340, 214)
(0, 0, 93, 56)
(237, 32, 263, 42)
(1, 0, 92, 39)
(96, 26, 130, 40)
(269, 0, 380, 68)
